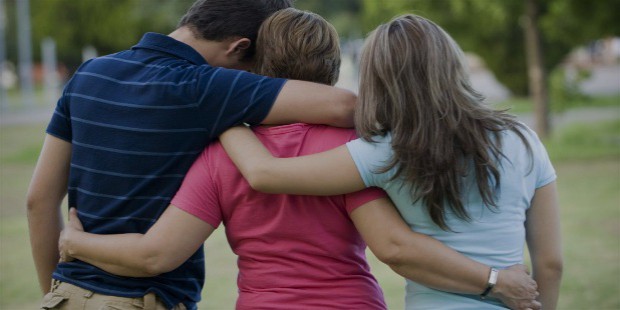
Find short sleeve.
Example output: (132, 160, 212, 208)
(531, 132, 556, 188)
(46, 95, 72, 142)
(345, 136, 393, 188)
(171, 147, 223, 228)
(196, 66, 286, 139)
(344, 187, 387, 213)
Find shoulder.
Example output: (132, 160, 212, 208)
(202, 140, 231, 167)
(346, 133, 392, 155)
(307, 125, 358, 141)
(501, 123, 545, 154)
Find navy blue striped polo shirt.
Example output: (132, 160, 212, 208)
(46, 32, 286, 308)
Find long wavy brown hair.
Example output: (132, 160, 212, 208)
(356, 14, 531, 230)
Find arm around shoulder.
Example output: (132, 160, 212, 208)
(219, 126, 365, 195)
(262, 80, 356, 128)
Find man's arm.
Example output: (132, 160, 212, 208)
(60, 206, 215, 277)
(262, 80, 356, 128)
(26, 134, 71, 293)
(350, 197, 541, 310)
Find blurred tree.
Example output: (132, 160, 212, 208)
(296, 0, 364, 38)
(30, 0, 140, 69)
(361, 0, 620, 136)
(524, 0, 550, 137)
(5, 0, 193, 71)
(361, 0, 620, 96)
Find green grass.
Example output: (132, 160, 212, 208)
(1, 118, 619, 309)
(545, 120, 620, 162)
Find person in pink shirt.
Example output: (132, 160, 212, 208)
(58, 8, 539, 310)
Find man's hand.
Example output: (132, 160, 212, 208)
(58, 208, 84, 263)
(491, 264, 541, 310)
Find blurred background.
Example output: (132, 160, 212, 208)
(1, 0, 618, 309)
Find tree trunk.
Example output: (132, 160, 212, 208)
(524, 0, 550, 138)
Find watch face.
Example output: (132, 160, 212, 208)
(489, 268, 499, 285)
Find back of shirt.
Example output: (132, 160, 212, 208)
(346, 125, 556, 309)
(45, 33, 285, 309)
(172, 123, 387, 310)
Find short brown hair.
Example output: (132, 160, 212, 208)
(178, 0, 293, 61)
(254, 8, 340, 86)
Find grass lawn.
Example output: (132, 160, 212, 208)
(1, 117, 619, 309)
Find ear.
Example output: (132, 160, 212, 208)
(225, 38, 251, 58)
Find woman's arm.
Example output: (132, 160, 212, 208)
(219, 126, 365, 195)
(351, 197, 541, 310)
(525, 181, 563, 309)
(60, 206, 215, 277)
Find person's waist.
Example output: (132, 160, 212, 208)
(237, 272, 382, 293)
(236, 285, 386, 310)
(405, 280, 505, 307)
(54, 261, 202, 308)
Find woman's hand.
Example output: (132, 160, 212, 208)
(58, 208, 84, 263)
(491, 264, 541, 310)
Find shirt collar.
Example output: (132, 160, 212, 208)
(131, 32, 207, 65)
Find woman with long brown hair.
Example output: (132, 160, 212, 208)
(219, 14, 562, 309)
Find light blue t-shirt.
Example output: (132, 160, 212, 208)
(346, 125, 556, 310)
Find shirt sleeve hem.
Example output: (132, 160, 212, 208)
(170, 200, 221, 229)
(535, 173, 557, 189)
(345, 140, 373, 187)
(248, 78, 287, 126)
(45, 130, 72, 143)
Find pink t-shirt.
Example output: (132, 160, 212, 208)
(171, 123, 387, 310)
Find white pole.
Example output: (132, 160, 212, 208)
(17, 0, 35, 108)
(42, 37, 59, 106)
(0, 0, 8, 111)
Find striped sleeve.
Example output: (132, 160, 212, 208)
(46, 95, 72, 142)
(195, 66, 286, 139)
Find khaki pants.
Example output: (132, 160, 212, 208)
(40, 280, 187, 310)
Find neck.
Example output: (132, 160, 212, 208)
(168, 27, 219, 64)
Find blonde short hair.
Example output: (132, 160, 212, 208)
(254, 8, 340, 86)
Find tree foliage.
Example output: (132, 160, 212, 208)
(296, 0, 364, 38)
(6, 0, 193, 70)
(4, 0, 619, 89)
(361, 0, 620, 95)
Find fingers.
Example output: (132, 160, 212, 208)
(524, 300, 542, 310)
(69, 207, 78, 221)
(68, 208, 84, 231)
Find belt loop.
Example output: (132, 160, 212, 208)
(50, 279, 60, 292)
(83, 290, 94, 299)
(143, 292, 157, 310)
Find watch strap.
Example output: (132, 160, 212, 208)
(480, 267, 499, 299)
